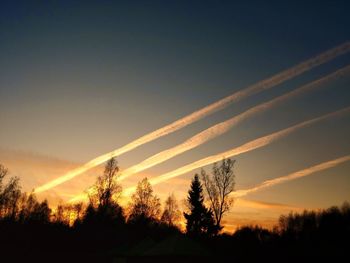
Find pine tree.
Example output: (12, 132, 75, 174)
(184, 174, 217, 236)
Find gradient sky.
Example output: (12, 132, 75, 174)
(1, 0, 350, 231)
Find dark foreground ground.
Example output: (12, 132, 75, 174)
(1, 203, 349, 263)
(0, 221, 348, 263)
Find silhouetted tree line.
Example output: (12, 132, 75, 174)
(0, 161, 349, 262)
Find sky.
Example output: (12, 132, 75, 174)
(1, 0, 350, 231)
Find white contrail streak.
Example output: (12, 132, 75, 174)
(68, 107, 350, 202)
(35, 42, 350, 194)
(69, 67, 350, 202)
(119, 107, 350, 196)
(116, 65, 350, 181)
(233, 155, 350, 198)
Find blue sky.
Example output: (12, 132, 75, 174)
(0, 0, 350, 229)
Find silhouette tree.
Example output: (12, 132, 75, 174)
(73, 202, 83, 222)
(18, 192, 37, 221)
(53, 203, 81, 225)
(88, 157, 122, 208)
(0, 164, 8, 184)
(184, 174, 217, 236)
(0, 164, 21, 219)
(30, 199, 51, 223)
(2, 160, 350, 262)
(17, 192, 51, 223)
(54, 203, 69, 224)
(0, 164, 6, 217)
(161, 193, 181, 227)
(128, 177, 161, 222)
(82, 158, 125, 226)
(201, 158, 235, 231)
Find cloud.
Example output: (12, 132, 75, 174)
(222, 199, 306, 232)
(227, 199, 302, 224)
(235, 198, 303, 211)
(34, 42, 350, 193)
(0, 148, 101, 205)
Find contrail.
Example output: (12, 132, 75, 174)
(233, 155, 350, 198)
(68, 107, 350, 203)
(116, 65, 350, 181)
(119, 107, 349, 196)
(34, 42, 350, 194)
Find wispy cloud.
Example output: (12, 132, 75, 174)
(236, 198, 303, 211)
(222, 199, 305, 232)
(0, 149, 101, 205)
(34, 42, 350, 194)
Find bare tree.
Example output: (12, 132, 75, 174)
(201, 158, 235, 231)
(18, 192, 37, 221)
(15, 191, 51, 223)
(54, 203, 67, 224)
(31, 199, 51, 222)
(129, 177, 160, 221)
(54, 203, 77, 225)
(0, 164, 8, 185)
(0, 164, 8, 212)
(88, 157, 122, 208)
(161, 193, 181, 227)
(0, 164, 21, 219)
(73, 202, 83, 221)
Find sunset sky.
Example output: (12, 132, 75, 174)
(1, 1, 350, 231)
